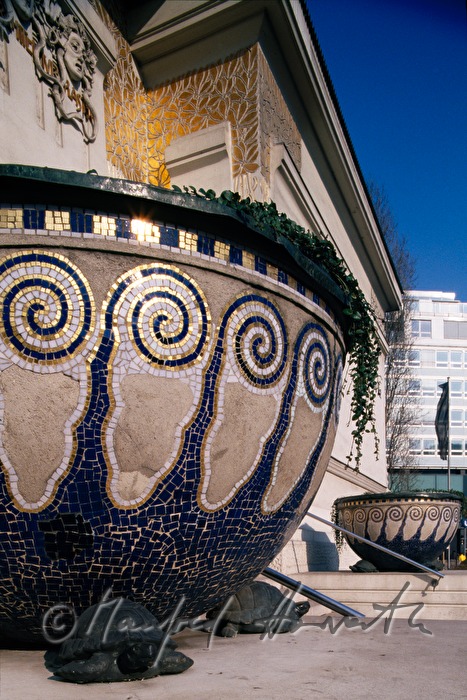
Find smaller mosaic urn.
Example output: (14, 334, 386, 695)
(334, 491, 462, 571)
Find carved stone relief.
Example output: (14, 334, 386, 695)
(0, 0, 98, 142)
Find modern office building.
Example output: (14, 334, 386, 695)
(390, 291, 467, 496)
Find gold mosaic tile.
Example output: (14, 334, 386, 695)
(0, 209, 23, 228)
(214, 241, 230, 261)
(0, 205, 339, 338)
(242, 251, 255, 271)
(130, 219, 160, 243)
(45, 210, 71, 231)
(267, 263, 278, 280)
(179, 230, 198, 252)
(93, 215, 117, 237)
(102, 13, 301, 203)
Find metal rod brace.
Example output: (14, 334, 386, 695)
(307, 510, 444, 581)
(262, 566, 365, 618)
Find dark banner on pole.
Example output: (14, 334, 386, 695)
(435, 381, 449, 460)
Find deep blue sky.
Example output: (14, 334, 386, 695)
(308, 0, 467, 301)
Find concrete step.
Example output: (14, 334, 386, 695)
(288, 570, 467, 621)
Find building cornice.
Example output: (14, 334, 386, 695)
(327, 456, 388, 493)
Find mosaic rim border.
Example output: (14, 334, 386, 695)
(0, 202, 342, 334)
(335, 491, 463, 507)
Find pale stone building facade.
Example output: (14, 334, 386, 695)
(0, 0, 401, 572)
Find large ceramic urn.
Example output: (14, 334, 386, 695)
(334, 491, 462, 571)
(0, 166, 347, 643)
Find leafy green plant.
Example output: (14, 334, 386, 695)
(330, 501, 347, 552)
(172, 186, 381, 467)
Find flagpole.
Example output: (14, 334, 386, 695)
(435, 377, 452, 568)
(447, 376, 451, 569)
(447, 376, 451, 491)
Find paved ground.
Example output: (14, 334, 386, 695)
(1, 614, 466, 699)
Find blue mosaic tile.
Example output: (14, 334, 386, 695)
(24, 208, 44, 229)
(229, 245, 243, 265)
(254, 255, 266, 274)
(160, 226, 179, 247)
(197, 233, 214, 256)
(70, 211, 83, 232)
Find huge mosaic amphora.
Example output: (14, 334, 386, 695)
(0, 167, 347, 643)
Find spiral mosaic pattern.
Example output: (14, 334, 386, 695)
(427, 505, 441, 521)
(107, 264, 210, 369)
(369, 507, 384, 522)
(226, 295, 287, 388)
(0, 251, 94, 365)
(354, 508, 366, 524)
(302, 326, 331, 409)
(408, 505, 424, 521)
(387, 505, 404, 522)
(443, 505, 455, 522)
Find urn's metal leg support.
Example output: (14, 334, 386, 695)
(262, 566, 365, 618)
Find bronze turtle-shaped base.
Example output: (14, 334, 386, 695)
(44, 598, 193, 683)
(206, 581, 310, 637)
(349, 559, 379, 573)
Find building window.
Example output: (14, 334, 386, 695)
(435, 350, 448, 367)
(451, 351, 463, 368)
(421, 409, 436, 426)
(412, 319, 432, 337)
(451, 440, 464, 456)
(408, 379, 421, 396)
(393, 348, 406, 366)
(451, 409, 464, 427)
(434, 302, 458, 315)
(422, 439, 436, 455)
(409, 439, 422, 455)
(408, 350, 420, 367)
(421, 379, 436, 396)
(444, 320, 467, 339)
(420, 349, 435, 366)
(451, 380, 463, 397)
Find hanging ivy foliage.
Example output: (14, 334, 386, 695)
(172, 186, 381, 468)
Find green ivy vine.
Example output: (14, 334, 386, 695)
(172, 186, 381, 468)
(330, 500, 347, 552)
